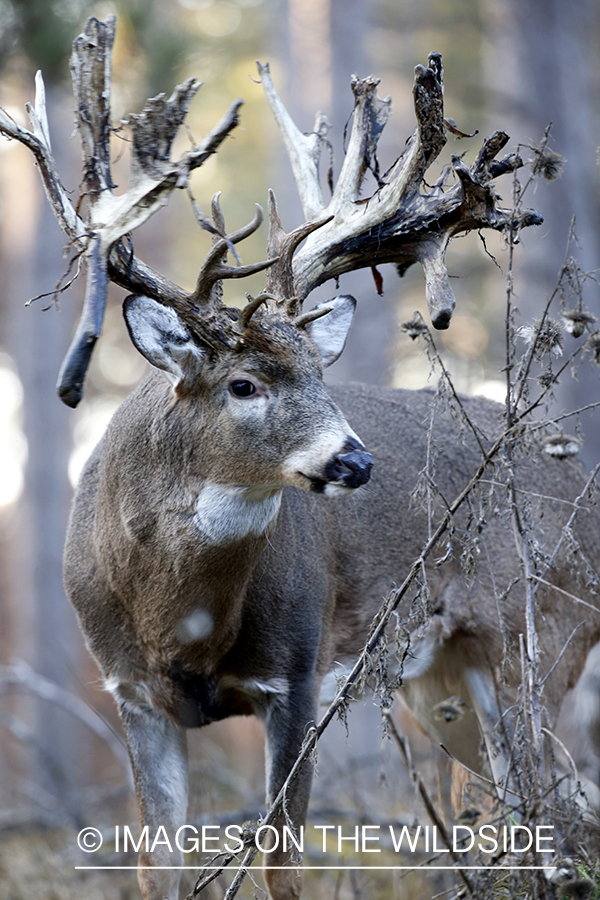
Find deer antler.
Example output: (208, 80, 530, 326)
(1, 19, 544, 405)
(263, 190, 333, 314)
(0, 16, 273, 406)
(193, 193, 270, 306)
(256, 55, 543, 325)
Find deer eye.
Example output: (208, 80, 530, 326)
(229, 379, 257, 398)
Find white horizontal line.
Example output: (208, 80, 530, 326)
(75, 865, 553, 871)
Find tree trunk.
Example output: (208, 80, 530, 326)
(1, 82, 87, 819)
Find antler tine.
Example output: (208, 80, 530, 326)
(193, 198, 275, 306)
(211, 191, 226, 234)
(293, 303, 335, 329)
(239, 291, 275, 329)
(264, 190, 333, 313)
(199, 192, 229, 309)
(256, 60, 327, 220)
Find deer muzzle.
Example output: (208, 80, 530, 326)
(322, 438, 373, 491)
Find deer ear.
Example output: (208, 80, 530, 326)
(123, 295, 205, 385)
(306, 295, 356, 368)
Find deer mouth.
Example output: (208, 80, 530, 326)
(306, 476, 330, 494)
(310, 478, 356, 497)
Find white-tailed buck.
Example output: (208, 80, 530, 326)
(4, 16, 600, 900)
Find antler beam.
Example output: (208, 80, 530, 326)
(257, 55, 543, 326)
(0, 16, 270, 406)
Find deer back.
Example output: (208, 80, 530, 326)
(299, 384, 600, 719)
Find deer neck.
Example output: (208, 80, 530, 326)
(194, 483, 282, 547)
(158, 483, 283, 670)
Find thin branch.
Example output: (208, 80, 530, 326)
(531, 577, 600, 617)
(541, 728, 581, 795)
(384, 711, 475, 896)
(532, 461, 600, 600)
(0, 660, 131, 776)
(439, 744, 523, 804)
(540, 622, 586, 687)
(419, 317, 488, 458)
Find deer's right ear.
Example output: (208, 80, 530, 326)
(123, 295, 205, 385)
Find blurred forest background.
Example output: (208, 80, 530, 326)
(0, 0, 599, 898)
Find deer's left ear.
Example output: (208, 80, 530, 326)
(306, 295, 356, 368)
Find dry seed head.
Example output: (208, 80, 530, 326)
(531, 146, 566, 182)
(542, 433, 582, 459)
(401, 316, 428, 340)
(517, 317, 564, 359)
(538, 370, 558, 389)
(432, 696, 466, 722)
(561, 308, 596, 338)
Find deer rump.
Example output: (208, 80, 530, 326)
(64, 378, 600, 900)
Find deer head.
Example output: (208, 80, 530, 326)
(120, 193, 373, 502)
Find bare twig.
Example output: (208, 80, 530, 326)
(0, 660, 131, 777)
(384, 710, 475, 896)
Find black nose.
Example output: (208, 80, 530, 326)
(326, 438, 373, 488)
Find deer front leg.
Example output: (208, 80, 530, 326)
(262, 682, 317, 900)
(116, 687, 189, 900)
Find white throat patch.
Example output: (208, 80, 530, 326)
(194, 484, 282, 545)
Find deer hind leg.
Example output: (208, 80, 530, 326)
(399, 633, 517, 807)
(556, 640, 600, 811)
(114, 682, 189, 900)
(261, 683, 317, 900)
(461, 667, 520, 806)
